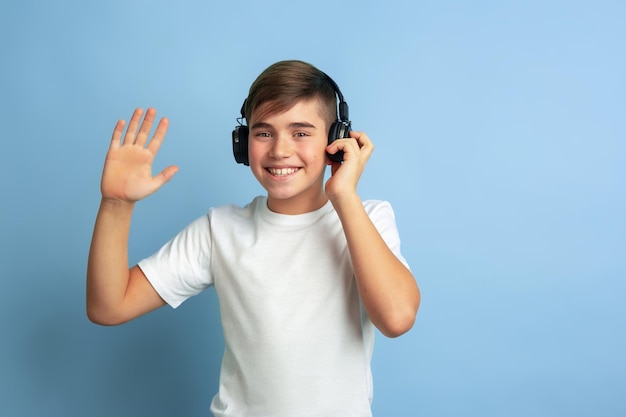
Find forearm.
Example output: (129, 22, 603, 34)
(332, 193, 420, 337)
(86, 199, 135, 323)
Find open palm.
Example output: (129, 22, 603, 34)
(101, 108, 178, 203)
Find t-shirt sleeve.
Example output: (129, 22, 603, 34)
(364, 200, 411, 270)
(137, 214, 214, 308)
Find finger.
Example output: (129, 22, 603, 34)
(327, 137, 360, 158)
(350, 131, 374, 158)
(110, 119, 126, 149)
(150, 165, 179, 192)
(135, 107, 157, 147)
(350, 131, 372, 149)
(122, 108, 144, 145)
(146, 117, 170, 155)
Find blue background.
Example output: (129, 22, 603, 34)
(1, 1, 624, 416)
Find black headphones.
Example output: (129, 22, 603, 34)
(232, 73, 351, 166)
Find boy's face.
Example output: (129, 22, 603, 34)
(248, 98, 329, 215)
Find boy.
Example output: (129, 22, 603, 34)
(87, 60, 420, 416)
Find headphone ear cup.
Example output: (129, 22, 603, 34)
(232, 125, 249, 166)
(326, 120, 352, 163)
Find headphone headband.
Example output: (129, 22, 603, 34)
(322, 73, 349, 123)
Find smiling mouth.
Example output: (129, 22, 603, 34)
(267, 167, 300, 176)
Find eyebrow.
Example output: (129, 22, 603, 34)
(250, 121, 317, 130)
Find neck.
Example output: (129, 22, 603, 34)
(267, 192, 329, 215)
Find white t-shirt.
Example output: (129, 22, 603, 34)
(138, 196, 409, 417)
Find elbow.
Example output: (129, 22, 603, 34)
(377, 293, 421, 338)
(86, 310, 114, 326)
(378, 311, 417, 338)
(86, 304, 126, 326)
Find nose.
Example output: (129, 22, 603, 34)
(269, 134, 293, 159)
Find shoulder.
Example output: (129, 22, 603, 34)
(362, 199, 395, 217)
(207, 196, 267, 234)
(209, 196, 266, 218)
(361, 199, 402, 234)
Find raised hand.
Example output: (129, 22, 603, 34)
(101, 108, 178, 203)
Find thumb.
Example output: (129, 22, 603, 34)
(152, 165, 179, 190)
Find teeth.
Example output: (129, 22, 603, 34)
(268, 167, 298, 176)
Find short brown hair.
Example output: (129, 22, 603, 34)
(245, 60, 337, 128)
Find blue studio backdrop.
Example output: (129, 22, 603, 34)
(1, 1, 624, 416)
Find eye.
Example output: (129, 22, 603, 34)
(294, 132, 309, 138)
(254, 131, 272, 139)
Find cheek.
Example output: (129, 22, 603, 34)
(307, 140, 329, 160)
(307, 149, 329, 170)
(247, 142, 263, 162)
